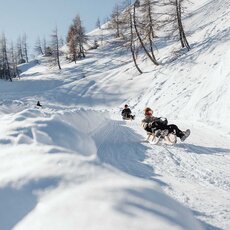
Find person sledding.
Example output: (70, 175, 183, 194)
(35, 101, 43, 109)
(121, 104, 135, 120)
(36, 101, 42, 107)
(142, 107, 190, 143)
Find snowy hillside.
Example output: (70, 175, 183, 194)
(0, 0, 230, 230)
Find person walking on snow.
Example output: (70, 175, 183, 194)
(121, 104, 135, 120)
(36, 101, 42, 107)
(142, 107, 190, 141)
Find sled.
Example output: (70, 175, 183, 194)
(146, 131, 177, 145)
(122, 115, 135, 121)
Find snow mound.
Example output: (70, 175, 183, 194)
(0, 108, 204, 230)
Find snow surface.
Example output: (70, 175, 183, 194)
(0, 0, 230, 229)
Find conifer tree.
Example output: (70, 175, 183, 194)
(22, 34, 29, 63)
(165, 0, 190, 50)
(110, 4, 123, 37)
(0, 34, 12, 80)
(50, 26, 62, 70)
(67, 15, 87, 62)
(67, 25, 77, 63)
(96, 17, 101, 29)
(17, 36, 25, 64)
(121, 0, 143, 74)
(133, 0, 159, 65)
(34, 37, 44, 55)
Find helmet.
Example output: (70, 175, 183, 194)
(144, 107, 153, 116)
(124, 104, 128, 108)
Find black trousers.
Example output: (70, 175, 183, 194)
(167, 124, 184, 138)
(123, 114, 134, 119)
(146, 123, 184, 138)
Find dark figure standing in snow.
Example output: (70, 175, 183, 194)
(36, 101, 42, 107)
(121, 104, 135, 120)
(142, 107, 190, 141)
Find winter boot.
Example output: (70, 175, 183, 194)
(180, 129, 190, 142)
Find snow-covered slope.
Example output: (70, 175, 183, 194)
(0, 0, 230, 229)
(0, 108, 204, 230)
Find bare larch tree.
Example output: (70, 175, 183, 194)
(22, 34, 29, 63)
(133, 0, 159, 65)
(34, 37, 44, 55)
(50, 26, 62, 70)
(67, 15, 87, 62)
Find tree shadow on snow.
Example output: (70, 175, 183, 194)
(176, 143, 230, 155)
(0, 177, 60, 230)
(114, 187, 202, 229)
(192, 210, 224, 230)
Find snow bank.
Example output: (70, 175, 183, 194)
(17, 60, 39, 73)
(0, 107, 204, 230)
(0, 108, 109, 155)
(13, 174, 203, 230)
(1, 0, 229, 229)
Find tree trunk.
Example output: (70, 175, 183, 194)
(176, 0, 190, 50)
(146, 0, 159, 64)
(133, 4, 159, 66)
(57, 41, 61, 70)
(130, 11, 142, 74)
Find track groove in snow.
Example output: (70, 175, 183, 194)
(0, 0, 230, 229)
(92, 119, 156, 180)
(141, 130, 230, 230)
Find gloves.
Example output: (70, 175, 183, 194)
(148, 122, 153, 128)
(143, 122, 153, 129)
(158, 117, 168, 126)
